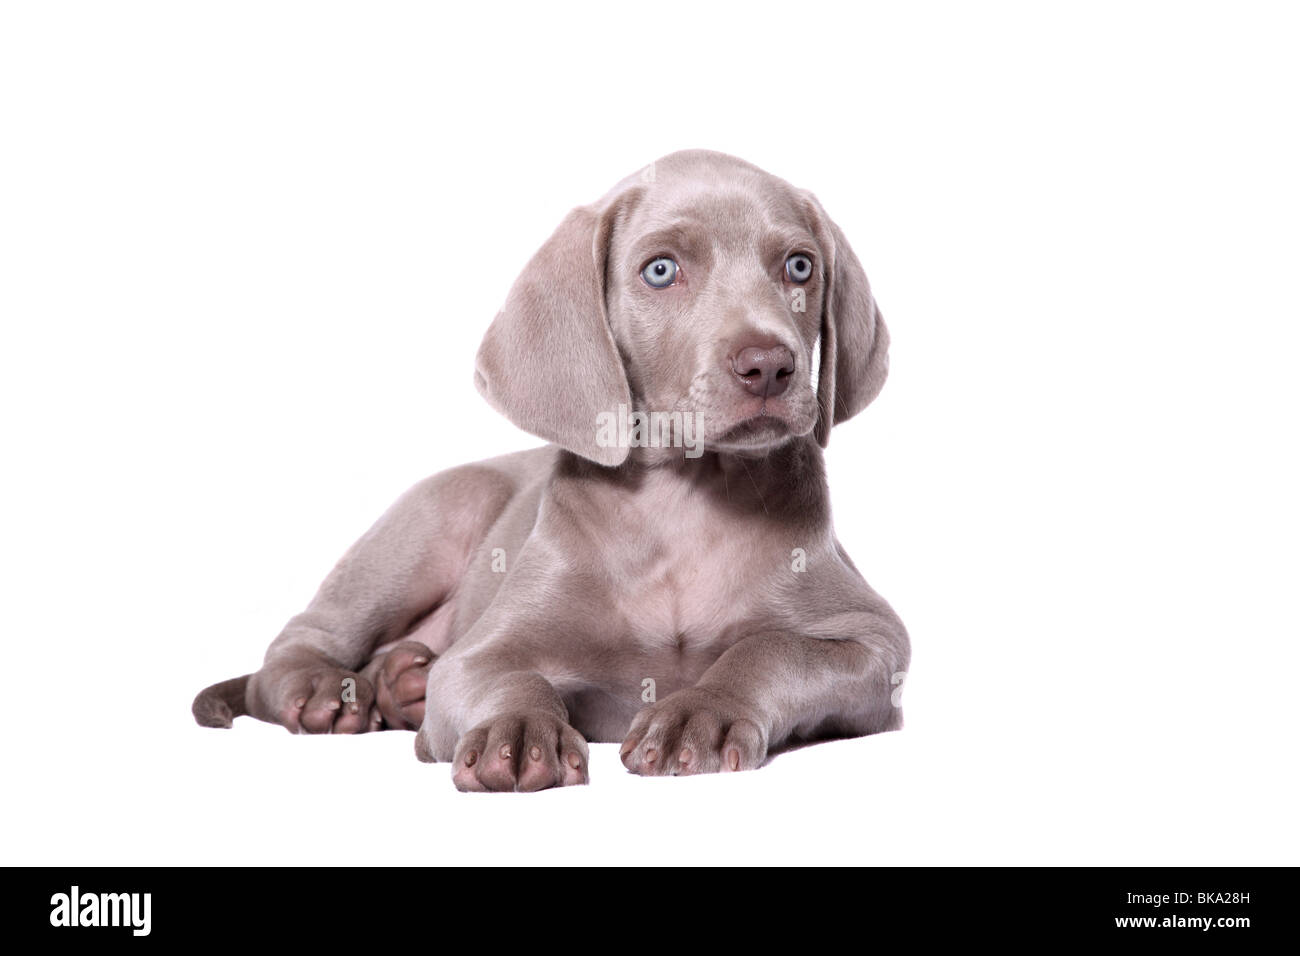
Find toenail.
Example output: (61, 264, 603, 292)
(529, 745, 542, 761)
(326, 699, 340, 710)
(619, 739, 636, 757)
(726, 748, 740, 771)
(293, 697, 306, 709)
(414, 656, 428, 665)
(645, 748, 657, 764)
(566, 752, 582, 769)
(499, 744, 512, 760)
(464, 750, 478, 767)
(679, 748, 693, 765)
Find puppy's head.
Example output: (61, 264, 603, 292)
(474, 150, 889, 466)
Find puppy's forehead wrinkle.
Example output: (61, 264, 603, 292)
(627, 184, 806, 255)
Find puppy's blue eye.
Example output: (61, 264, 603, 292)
(641, 257, 678, 288)
(785, 254, 813, 283)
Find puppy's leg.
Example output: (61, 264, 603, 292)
(418, 653, 589, 792)
(621, 609, 909, 776)
(246, 648, 378, 734)
(194, 465, 515, 733)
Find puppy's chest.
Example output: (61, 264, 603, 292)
(586, 484, 792, 648)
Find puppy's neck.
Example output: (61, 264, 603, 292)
(565, 437, 830, 524)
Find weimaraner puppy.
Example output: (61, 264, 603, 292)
(194, 150, 909, 791)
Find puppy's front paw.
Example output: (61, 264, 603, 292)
(451, 713, 589, 792)
(620, 688, 768, 776)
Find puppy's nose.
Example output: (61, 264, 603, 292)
(731, 345, 795, 398)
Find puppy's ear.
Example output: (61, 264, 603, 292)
(807, 195, 890, 447)
(475, 194, 634, 466)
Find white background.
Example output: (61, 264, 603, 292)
(2, 1, 1297, 865)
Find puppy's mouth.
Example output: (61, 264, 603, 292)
(715, 416, 789, 441)
(663, 376, 816, 454)
(708, 402, 801, 451)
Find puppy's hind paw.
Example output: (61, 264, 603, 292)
(374, 641, 435, 730)
(278, 668, 376, 734)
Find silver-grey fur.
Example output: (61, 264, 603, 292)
(193, 150, 909, 792)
